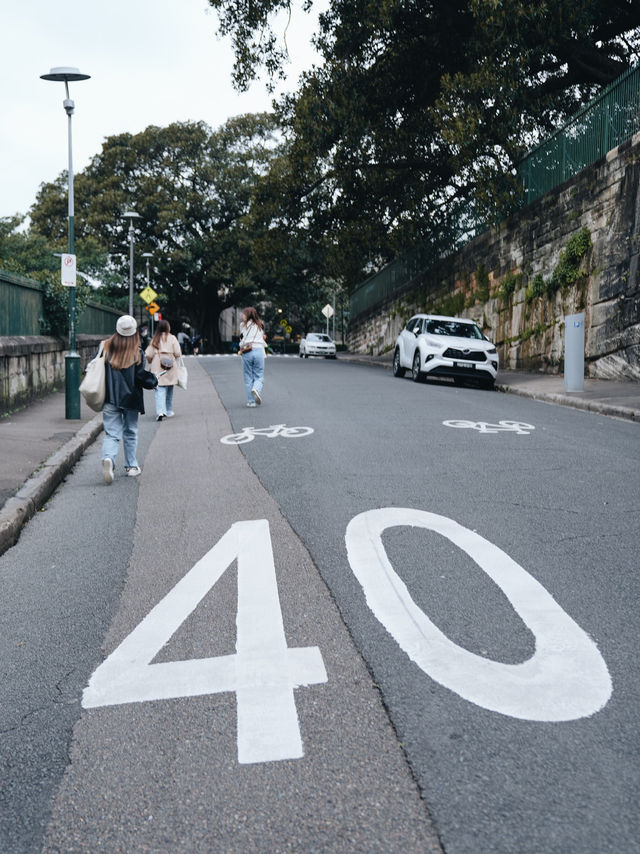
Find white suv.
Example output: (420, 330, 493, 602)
(299, 333, 337, 358)
(393, 314, 499, 388)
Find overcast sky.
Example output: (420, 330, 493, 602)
(1, 0, 323, 220)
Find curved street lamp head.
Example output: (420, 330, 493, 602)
(40, 67, 91, 82)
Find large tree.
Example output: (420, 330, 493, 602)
(29, 114, 287, 350)
(208, 0, 640, 286)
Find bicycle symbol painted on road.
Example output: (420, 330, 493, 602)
(443, 419, 535, 435)
(220, 424, 315, 445)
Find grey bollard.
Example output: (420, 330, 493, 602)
(564, 312, 585, 392)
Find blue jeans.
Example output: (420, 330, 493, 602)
(154, 385, 174, 416)
(242, 349, 265, 402)
(102, 403, 139, 469)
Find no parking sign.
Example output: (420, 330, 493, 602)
(61, 253, 76, 287)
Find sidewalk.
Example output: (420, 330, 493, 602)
(1, 357, 638, 557)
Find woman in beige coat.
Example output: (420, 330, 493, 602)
(145, 319, 182, 421)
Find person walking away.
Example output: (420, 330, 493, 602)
(145, 319, 182, 421)
(238, 307, 267, 407)
(139, 323, 150, 350)
(177, 329, 190, 355)
(101, 315, 158, 483)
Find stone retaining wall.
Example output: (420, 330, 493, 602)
(348, 132, 640, 379)
(0, 335, 106, 413)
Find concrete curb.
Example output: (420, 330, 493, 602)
(495, 383, 640, 422)
(0, 414, 103, 558)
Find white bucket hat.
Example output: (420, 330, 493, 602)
(116, 315, 138, 337)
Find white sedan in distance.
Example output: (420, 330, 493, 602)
(299, 333, 337, 359)
(393, 314, 499, 388)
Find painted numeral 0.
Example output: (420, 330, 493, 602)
(345, 508, 611, 721)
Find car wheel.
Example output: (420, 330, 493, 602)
(299, 352, 304, 358)
(393, 348, 406, 378)
(411, 351, 425, 382)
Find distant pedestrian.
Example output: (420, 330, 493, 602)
(177, 329, 190, 354)
(139, 323, 150, 350)
(145, 319, 182, 421)
(238, 307, 267, 407)
(191, 332, 201, 356)
(100, 315, 158, 483)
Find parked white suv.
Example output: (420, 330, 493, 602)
(299, 333, 337, 358)
(393, 314, 499, 388)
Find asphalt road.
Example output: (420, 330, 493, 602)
(204, 354, 639, 854)
(0, 354, 637, 853)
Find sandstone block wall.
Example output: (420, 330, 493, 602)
(348, 132, 640, 379)
(0, 335, 106, 413)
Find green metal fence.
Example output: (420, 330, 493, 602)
(0, 268, 121, 336)
(77, 300, 121, 334)
(518, 64, 640, 204)
(350, 248, 437, 319)
(351, 64, 640, 320)
(0, 271, 44, 335)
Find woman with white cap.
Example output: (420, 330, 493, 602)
(100, 315, 158, 483)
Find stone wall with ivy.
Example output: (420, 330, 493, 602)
(347, 131, 640, 379)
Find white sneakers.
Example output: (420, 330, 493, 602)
(251, 388, 262, 405)
(102, 458, 114, 484)
(103, 459, 142, 481)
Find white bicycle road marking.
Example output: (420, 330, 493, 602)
(220, 424, 314, 444)
(443, 419, 535, 434)
(83, 520, 327, 765)
(345, 507, 611, 722)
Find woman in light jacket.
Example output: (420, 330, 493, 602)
(145, 319, 182, 421)
(238, 306, 267, 407)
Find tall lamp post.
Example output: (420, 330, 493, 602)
(123, 211, 141, 317)
(141, 251, 154, 334)
(40, 66, 90, 419)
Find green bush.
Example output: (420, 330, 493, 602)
(475, 263, 490, 302)
(549, 227, 592, 294)
(41, 279, 91, 337)
(499, 271, 522, 301)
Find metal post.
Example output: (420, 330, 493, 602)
(40, 67, 90, 419)
(123, 212, 141, 318)
(64, 83, 81, 418)
(128, 221, 134, 316)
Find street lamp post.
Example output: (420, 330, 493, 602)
(141, 251, 153, 335)
(123, 211, 142, 317)
(40, 66, 90, 419)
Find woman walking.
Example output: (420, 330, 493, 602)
(239, 307, 267, 407)
(101, 315, 158, 483)
(145, 319, 182, 421)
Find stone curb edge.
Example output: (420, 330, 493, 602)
(494, 383, 640, 422)
(0, 415, 103, 558)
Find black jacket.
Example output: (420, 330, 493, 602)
(104, 347, 157, 414)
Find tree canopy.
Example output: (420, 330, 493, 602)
(28, 114, 306, 348)
(208, 0, 640, 285)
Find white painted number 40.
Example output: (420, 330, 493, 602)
(82, 520, 327, 765)
(83, 511, 612, 766)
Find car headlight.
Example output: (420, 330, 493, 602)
(487, 347, 497, 354)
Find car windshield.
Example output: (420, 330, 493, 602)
(424, 320, 483, 339)
(308, 334, 332, 342)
